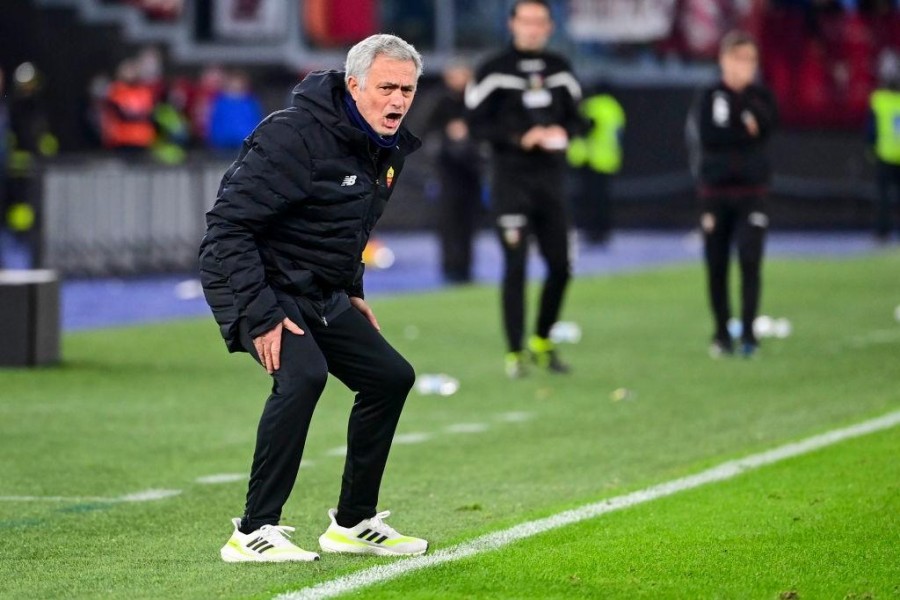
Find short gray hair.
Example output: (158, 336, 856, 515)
(344, 34, 423, 88)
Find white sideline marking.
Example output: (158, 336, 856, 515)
(445, 423, 489, 434)
(0, 488, 182, 503)
(392, 433, 431, 445)
(325, 446, 347, 457)
(118, 489, 182, 502)
(196, 473, 245, 484)
(496, 411, 534, 423)
(276, 410, 900, 600)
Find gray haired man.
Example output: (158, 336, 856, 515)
(200, 34, 427, 562)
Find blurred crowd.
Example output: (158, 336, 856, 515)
(0, 47, 266, 167)
(81, 47, 264, 164)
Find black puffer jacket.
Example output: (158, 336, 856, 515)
(199, 71, 421, 352)
(688, 82, 778, 190)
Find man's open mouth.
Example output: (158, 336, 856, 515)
(384, 113, 403, 127)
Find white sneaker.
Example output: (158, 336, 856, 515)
(220, 517, 320, 563)
(318, 508, 428, 556)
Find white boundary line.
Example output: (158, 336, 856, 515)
(0, 488, 181, 503)
(277, 409, 900, 600)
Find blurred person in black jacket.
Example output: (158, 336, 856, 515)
(466, 0, 586, 378)
(199, 34, 428, 563)
(7, 62, 57, 267)
(0, 66, 8, 267)
(424, 61, 483, 284)
(686, 31, 778, 359)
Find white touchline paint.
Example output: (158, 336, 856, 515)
(0, 488, 182, 503)
(196, 473, 246, 484)
(276, 409, 900, 600)
(118, 489, 182, 502)
(496, 411, 534, 423)
(325, 446, 347, 457)
(0, 495, 116, 503)
(392, 433, 431, 444)
(445, 423, 490, 434)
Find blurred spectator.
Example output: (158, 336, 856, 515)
(8, 62, 57, 266)
(190, 65, 225, 145)
(423, 61, 483, 284)
(9, 63, 57, 158)
(466, 0, 587, 377)
(686, 31, 778, 358)
(101, 59, 157, 154)
(869, 49, 900, 241)
(135, 46, 166, 101)
(82, 73, 111, 148)
(151, 82, 190, 165)
(0, 66, 9, 267)
(566, 82, 625, 245)
(207, 70, 263, 152)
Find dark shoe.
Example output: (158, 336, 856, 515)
(528, 335, 571, 374)
(709, 337, 734, 359)
(505, 351, 528, 379)
(740, 340, 759, 358)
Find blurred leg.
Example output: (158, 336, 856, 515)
(702, 199, 734, 342)
(736, 200, 768, 345)
(532, 193, 572, 340)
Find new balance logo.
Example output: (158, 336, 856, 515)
(341, 175, 357, 187)
(246, 537, 274, 553)
(356, 528, 389, 544)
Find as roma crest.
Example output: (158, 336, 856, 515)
(386, 166, 395, 188)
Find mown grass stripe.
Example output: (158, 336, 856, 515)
(277, 409, 900, 600)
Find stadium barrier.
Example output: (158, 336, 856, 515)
(40, 158, 226, 276)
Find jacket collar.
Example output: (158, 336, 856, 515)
(291, 70, 421, 156)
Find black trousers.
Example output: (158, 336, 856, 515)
(493, 163, 572, 353)
(237, 292, 415, 532)
(437, 161, 482, 283)
(700, 193, 767, 344)
(875, 160, 900, 238)
(572, 168, 613, 244)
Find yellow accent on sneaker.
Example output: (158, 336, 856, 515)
(220, 518, 320, 563)
(318, 509, 428, 556)
(528, 335, 554, 354)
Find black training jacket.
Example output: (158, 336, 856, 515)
(465, 46, 585, 169)
(199, 70, 421, 352)
(687, 82, 778, 191)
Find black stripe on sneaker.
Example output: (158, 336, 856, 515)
(257, 543, 275, 553)
(357, 528, 372, 539)
(246, 537, 262, 548)
(251, 540, 269, 551)
(365, 531, 381, 542)
(375, 535, 389, 544)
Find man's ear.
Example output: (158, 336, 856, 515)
(347, 76, 360, 101)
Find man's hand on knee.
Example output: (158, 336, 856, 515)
(253, 318, 305, 374)
(350, 297, 381, 331)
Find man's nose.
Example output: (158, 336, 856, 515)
(389, 90, 405, 107)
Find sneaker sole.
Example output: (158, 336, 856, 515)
(318, 535, 427, 557)
(220, 545, 320, 563)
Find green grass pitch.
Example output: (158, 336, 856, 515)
(1, 251, 898, 599)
